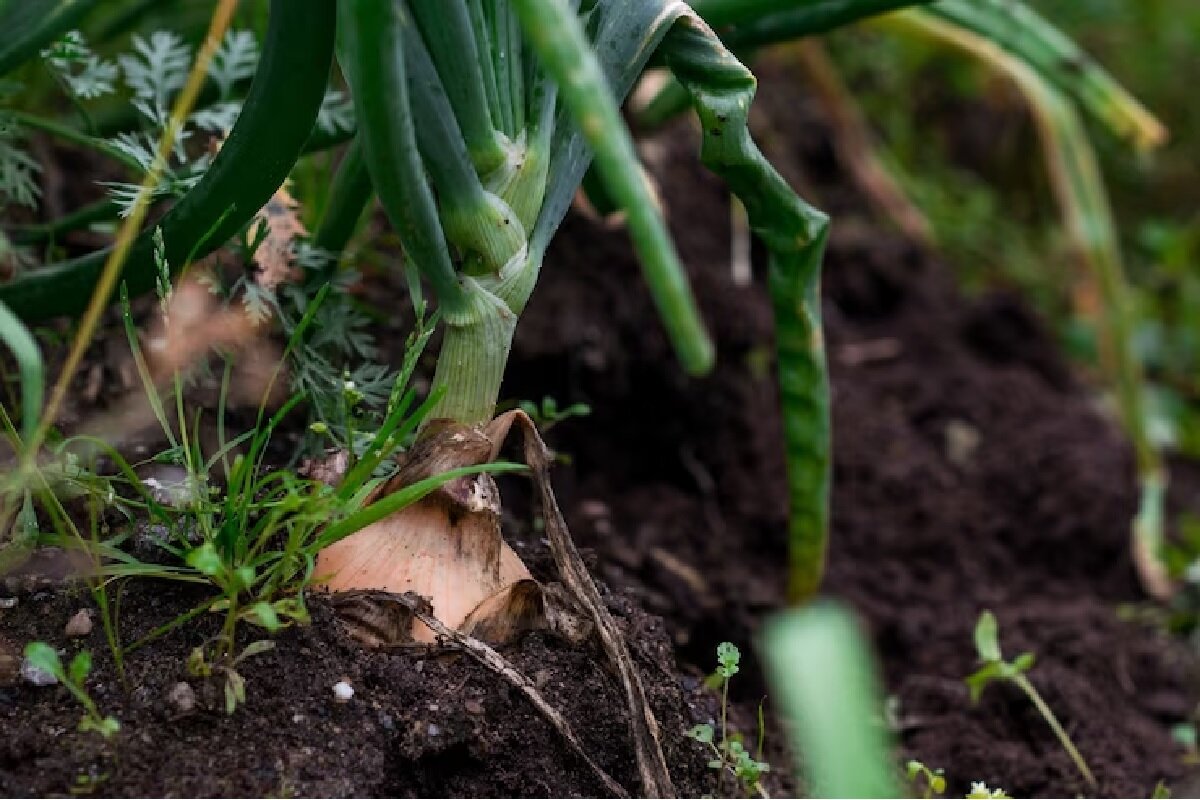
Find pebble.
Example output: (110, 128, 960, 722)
(20, 658, 58, 686)
(0, 597, 16, 609)
(945, 419, 982, 466)
(427, 723, 441, 737)
(168, 681, 196, 714)
(463, 699, 484, 715)
(65, 609, 93, 638)
(332, 680, 354, 703)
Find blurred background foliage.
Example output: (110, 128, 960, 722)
(822, 0, 1200, 459)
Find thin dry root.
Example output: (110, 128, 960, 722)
(375, 591, 629, 799)
(488, 410, 676, 798)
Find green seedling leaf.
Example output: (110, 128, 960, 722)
(224, 669, 246, 714)
(243, 601, 281, 632)
(273, 596, 310, 625)
(232, 565, 256, 592)
(23, 641, 63, 679)
(186, 645, 210, 677)
(79, 714, 120, 738)
(965, 662, 1004, 705)
(235, 639, 275, 665)
(716, 641, 741, 679)
(68, 650, 92, 686)
(687, 723, 715, 744)
(906, 759, 947, 797)
(973, 610, 1001, 662)
(1011, 651, 1036, 674)
(185, 542, 223, 577)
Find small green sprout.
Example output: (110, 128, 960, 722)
(23, 642, 119, 739)
(517, 396, 592, 433)
(686, 642, 770, 797)
(966, 611, 1096, 790)
(906, 759, 947, 798)
(187, 638, 275, 715)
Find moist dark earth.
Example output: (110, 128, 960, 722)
(3, 62, 1200, 797)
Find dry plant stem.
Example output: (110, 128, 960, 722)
(1012, 673, 1097, 789)
(383, 591, 628, 799)
(490, 410, 676, 798)
(787, 41, 933, 247)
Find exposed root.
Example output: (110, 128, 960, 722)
(320, 410, 675, 796)
(488, 410, 676, 798)
(368, 590, 628, 799)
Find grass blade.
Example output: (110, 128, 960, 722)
(0, 300, 42, 446)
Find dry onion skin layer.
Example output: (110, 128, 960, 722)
(316, 421, 537, 644)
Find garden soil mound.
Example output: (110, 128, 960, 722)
(501, 65, 1200, 798)
(2, 61, 1198, 799)
(0, 581, 715, 797)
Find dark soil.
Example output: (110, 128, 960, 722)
(499, 61, 1200, 797)
(0, 581, 714, 797)
(4, 57, 1200, 799)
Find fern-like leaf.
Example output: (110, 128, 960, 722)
(119, 31, 192, 123)
(209, 30, 259, 100)
(315, 88, 354, 135)
(0, 130, 40, 208)
(42, 30, 117, 100)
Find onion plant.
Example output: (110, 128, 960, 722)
(314, 0, 843, 610)
(0, 0, 1170, 623)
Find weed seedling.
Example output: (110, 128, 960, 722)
(906, 759, 1012, 800)
(516, 396, 591, 433)
(966, 611, 1096, 790)
(22, 642, 119, 738)
(687, 642, 770, 797)
(906, 759, 946, 798)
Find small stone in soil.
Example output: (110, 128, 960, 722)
(0, 596, 17, 609)
(21, 658, 58, 686)
(463, 699, 485, 715)
(332, 680, 354, 703)
(168, 681, 196, 714)
(65, 609, 92, 637)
